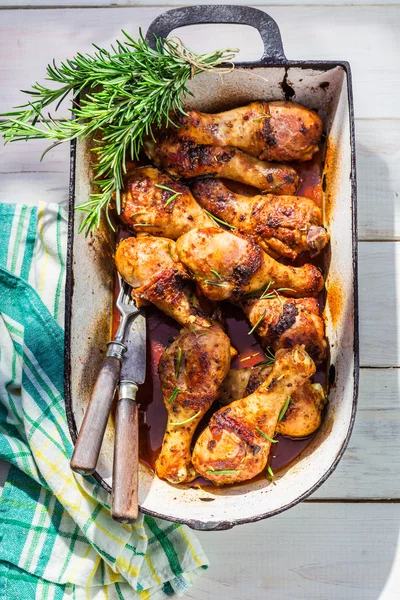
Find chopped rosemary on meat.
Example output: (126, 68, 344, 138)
(278, 396, 291, 422)
(266, 465, 275, 482)
(244, 282, 274, 297)
(256, 427, 278, 443)
(170, 410, 201, 426)
(168, 388, 180, 404)
(210, 269, 222, 280)
(167, 243, 174, 260)
(155, 183, 178, 193)
(247, 309, 266, 335)
(133, 223, 153, 227)
(260, 283, 294, 300)
(155, 183, 182, 207)
(204, 280, 228, 287)
(0, 31, 237, 235)
(239, 352, 260, 362)
(253, 347, 275, 367)
(206, 469, 238, 475)
(251, 113, 271, 121)
(130, 211, 146, 217)
(175, 347, 183, 379)
(203, 209, 236, 230)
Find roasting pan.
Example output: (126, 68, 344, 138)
(65, 5, 358, 530)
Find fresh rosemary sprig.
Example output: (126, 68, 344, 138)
(0, 31, 237, 235)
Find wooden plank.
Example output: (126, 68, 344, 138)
(0, 139, 70, 207)
(3, 0, 400, 7)
(357, 120, 400, 241)
(311, 368, 400, 499)
(359, 242, 400, 367)
(0, 7, 399, 118)
(1, 119, 399, 239)
(191, 503, 400, 600)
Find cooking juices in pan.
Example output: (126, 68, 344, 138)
(112, 154, 327, 486)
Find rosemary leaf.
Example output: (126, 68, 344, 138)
(204, 209, 236, 230)
(253, 347, 275, 367)
(168, 387, 180, 404)
(155, 183, 181, 208)
(175, 347, 182, 379)
(170, 410, 201, 426)
(256, 427, 278, 444)
(164, 192, 180, 207)
(206, 469, 238, 475)
(278, 396, 291, 422)
(210, 269, 222, 280)
(266, 465, 275, 481)
(247, 309, 266, 335)
(204, 279, 228, 288)
(251, 113, 271, 121)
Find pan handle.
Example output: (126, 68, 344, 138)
(145, 5, 286, 64)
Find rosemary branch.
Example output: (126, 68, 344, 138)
(0, 31, 237, 235)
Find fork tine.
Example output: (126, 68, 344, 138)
(121, 280, 133, 303)
(116, 273, 125, 303)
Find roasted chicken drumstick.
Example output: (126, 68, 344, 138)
(115, 236, 212, 329)
(144, 139, 299, 195)
(220, 365, 326, 438)
(120, 166, 213, 238)
(173, 101, 323, 162)
(176, 227, 324, 300)
(242, 297, 327, 363)
(192, 178, 329, 260)
(192, 345, 316, 485)
(156, 326, 231, 483)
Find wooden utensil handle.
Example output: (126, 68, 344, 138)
(112, 383, 139, 523)
(70, 351, 123, 475)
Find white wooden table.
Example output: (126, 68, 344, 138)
(1, 2, 399, 598)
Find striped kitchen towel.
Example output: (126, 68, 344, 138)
(0, 202, 208, 599)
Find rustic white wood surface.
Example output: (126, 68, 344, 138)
(0, 3, 399, 599)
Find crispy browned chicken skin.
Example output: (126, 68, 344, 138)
(192, 346, 316, 484)
(220, 365, 326, 438)
(120, 166, 213, 238)
(176, 227, 324, 300)
(156, 326, 231, 483)
(192, 178, 329, 260)
(144, 139, 299, 195)
(173, 101, 323, 162)
(242, 297, 327, 363)
(115, 236, 212, 329)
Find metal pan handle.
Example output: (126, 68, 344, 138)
(145, 5, 286, 64)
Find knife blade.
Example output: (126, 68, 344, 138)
(111, 308, 146, 523)
(121, 310, 147, 384)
